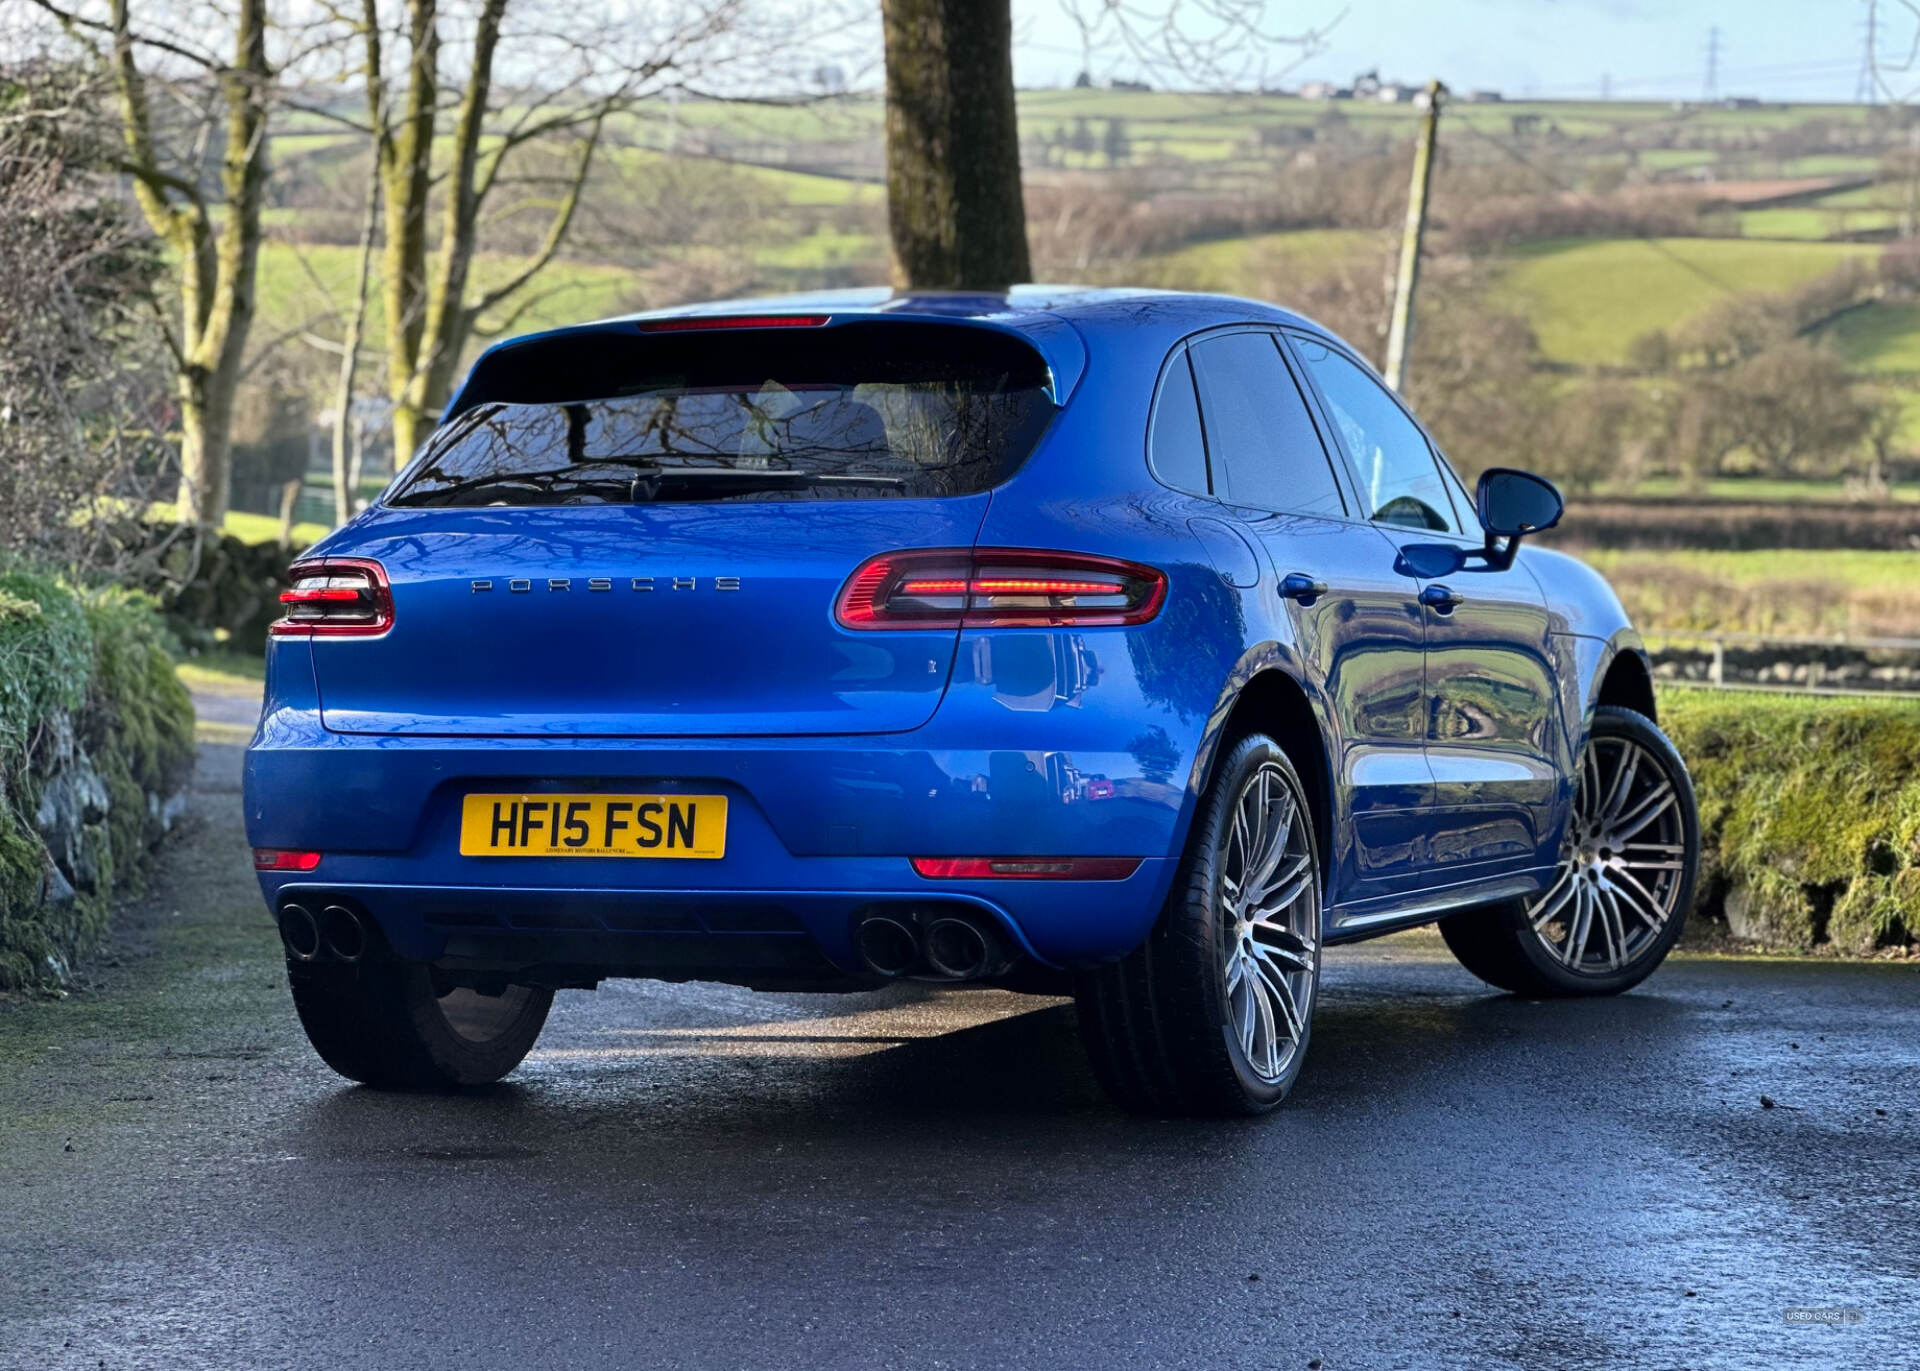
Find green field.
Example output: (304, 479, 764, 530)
(1739, 206, 1900, 240)
(1577, 546, 1920, 638)
(1607, 476, 1920, 502)
(251, 242, 658, 378)
(1138, 228, 1383, 291)
(1827, 301, 1920, 372)
(1492, 237, 1879, 366)
(1582, 548, 1920, 591)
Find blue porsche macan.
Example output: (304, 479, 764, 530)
(245, 287, 1701, 1115)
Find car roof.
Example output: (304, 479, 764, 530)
(447, 285, 1341, 418)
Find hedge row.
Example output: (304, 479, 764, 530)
(1542, 499, 1920, 552)
(0, 570, 196, 989)
(1663, 690, 1920, 954)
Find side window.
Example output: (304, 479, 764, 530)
(1188, 331, 1346, 518)
(1291, 335, 1461, 535)
(1147, 347, 1209, 495)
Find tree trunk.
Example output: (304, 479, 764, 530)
(175, 368, 234, 527)
(382, 0, 438, 464)
(412, 0, 508, 425)
(881, 0, 1031, 290)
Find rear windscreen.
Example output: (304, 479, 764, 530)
(390, 322, 1057, 507)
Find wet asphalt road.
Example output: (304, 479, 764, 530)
(2, 722, 1917, 1370)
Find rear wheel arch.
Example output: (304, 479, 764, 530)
(1205, 669, 1336, 886)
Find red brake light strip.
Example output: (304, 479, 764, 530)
(911, 857, 1142, 881)
(635, 314, 830, 332)
(837, 549, 1166, 631)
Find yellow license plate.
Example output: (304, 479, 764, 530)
(459, 793, 727, 858)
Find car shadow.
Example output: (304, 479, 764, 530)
(284, 974, 1697, 1169)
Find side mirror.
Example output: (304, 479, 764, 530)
(1476, 467, 1563, 540)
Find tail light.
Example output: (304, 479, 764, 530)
(271, 558, 393, 637)
(837, 549, 1165, 631)
(253, 848, 322, 871)
(911, 857, 1142, 880)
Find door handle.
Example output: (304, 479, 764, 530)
(1279, 573, 1329, 605)
(1420, 583, 1465, 614)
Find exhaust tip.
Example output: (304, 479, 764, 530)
(279, 903, 321, 962)
(924, 917, 994, 980)
(319, 905, 366, 963)
(855, 915, 920, 978)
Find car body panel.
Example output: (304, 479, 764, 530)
(304, 498, 990, 737)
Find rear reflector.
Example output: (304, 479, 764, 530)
(271, 558, 393, 637)
(837, 549, 1166, 631)
(911, 857, 1142, 881)
(254, 849, 323, 872)
(634, 314, 830, 333)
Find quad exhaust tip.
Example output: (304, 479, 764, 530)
(854, 910, 1011, 982)
(923, 917, 994, 980)
(279, 903, 321, 962)
(320, 905, 366, 963)
(278, 900, 368, 963)
(855, 915, 919, 978)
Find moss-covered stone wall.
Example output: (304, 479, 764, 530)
(0, 573, 195, 990)
(1665, 691, 1920, 954)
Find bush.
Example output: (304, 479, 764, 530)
(0, 573, 194, 989)
(1664, 691, 1920, 953)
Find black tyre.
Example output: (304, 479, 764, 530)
(1074, 733, 1323, 1117)
(288, 961, 553, 1088)
(1441, 705, 1699, 997)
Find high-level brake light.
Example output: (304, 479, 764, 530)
(836, 549, 1166, 631)
(634, 314, 831, 333)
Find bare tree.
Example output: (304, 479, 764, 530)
(0, 64, 168, 567)
(25, 0, 273, 530)
(343, 0, 753, 462)
(329, 165, 380, 525)
(1056, 0, 1343, 92)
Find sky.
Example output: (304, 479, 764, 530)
(1010, 0, 1886, 105)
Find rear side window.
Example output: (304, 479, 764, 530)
(1188, 331, 1346, 518)
(1147, 347, 1208, 495)
(392, 323, 1057, 506)
(1290, 336, 1461, 535)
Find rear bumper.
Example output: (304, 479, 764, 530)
(246, 704, 1194, 974)
(259, 861, 1170, 980)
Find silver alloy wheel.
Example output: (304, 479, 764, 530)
(438, 985, 541, 1044)
(1530, 734, 1688, 973)
(1219, 761, 1320, 1083)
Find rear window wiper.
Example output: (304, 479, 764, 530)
(623, 466, 908, 500)
(391, 467, 635, 505)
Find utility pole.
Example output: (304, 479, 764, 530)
(1704, 25, 1720, 102)
(1383, 80, 1444, 396)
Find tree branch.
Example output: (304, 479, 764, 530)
(468, 109, 606, 321)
